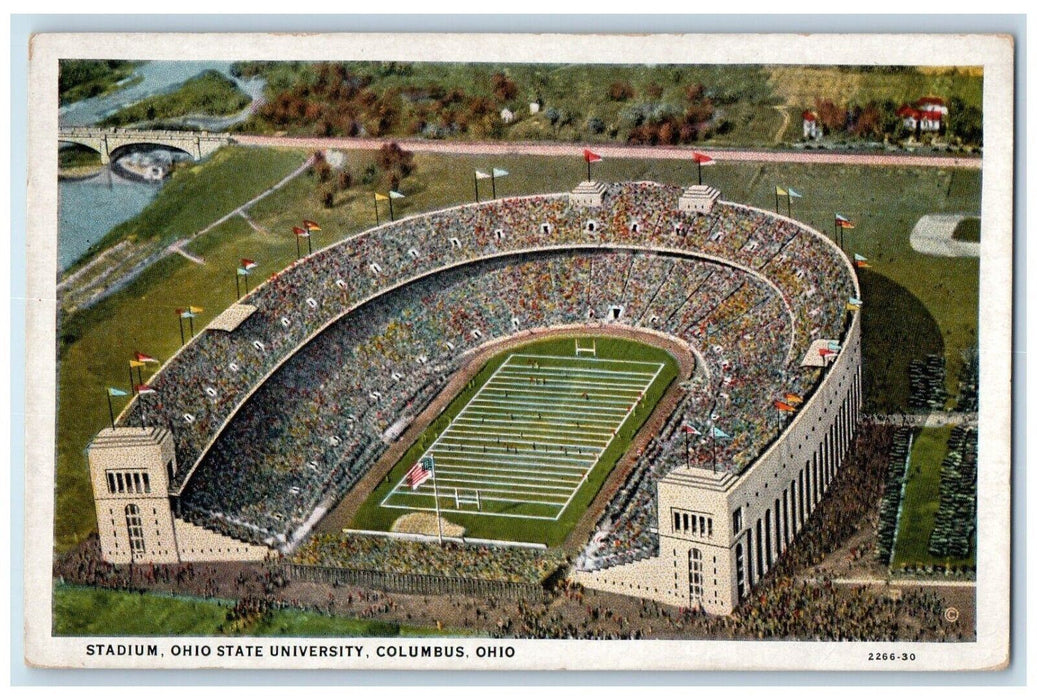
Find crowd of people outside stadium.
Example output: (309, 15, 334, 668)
(118, 182, 855, 570)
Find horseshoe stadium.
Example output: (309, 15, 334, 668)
(87, 179, 862, 616)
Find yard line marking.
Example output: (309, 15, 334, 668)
(509, 353, 663, 368)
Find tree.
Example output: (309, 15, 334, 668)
(491, 72, 518, 101)
(586, 116, 606, 135)
(815, 98, 847, 133)
(608, 81, 635, 101)
(377, 142, 415, 184)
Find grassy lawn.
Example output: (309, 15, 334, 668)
(350, 336, 678, 546)
(952, 216, 981, 242)
(767, 66, 982, 112)
(891, 426, 976, 569)
(100, 70, 251, 127)
(53, 584, 453, 637)
(59, 60, 142, 106)
(54, 146, 980, 553)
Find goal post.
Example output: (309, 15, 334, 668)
(575, 339, 597, 357)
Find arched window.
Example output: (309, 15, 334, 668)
(688, 548, 704, 601)
(125, 504, 145, 557)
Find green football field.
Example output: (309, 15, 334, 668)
(350, 336, 679, 546)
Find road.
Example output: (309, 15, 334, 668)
(234, 134, 982, 169)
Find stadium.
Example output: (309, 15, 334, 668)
(87, 179, 861, 615)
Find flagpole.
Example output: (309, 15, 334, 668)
(137, 365, 143, 386)
(698, 161, 702, 186)
(129, 366, 135, 395)
(774, 190, 779, 213)
(474, 172, 479, 203)
(295, 233, 301, 259)
(491, 172, 496, 199)
(178, 314, 185, 346)
(786, 193, 792, 217)
(139, 392, 146, 429)
(430, 457, 443, 544)
(373, 194, 380, 226)
(188, 313, 194, 338)
(307, 234, 312, 255)
(587, 158, 591, 181)
(389, 197, 394, 222)
(235, 273, 240, 300)
(106, 390, 115, 430)
(244, 272, 249, 295)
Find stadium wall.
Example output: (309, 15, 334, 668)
(573, 310, 862, 615)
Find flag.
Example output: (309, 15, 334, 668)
(711, 426, 731, 440)
(241, 258, 257, 270)
(135, 384, 157, 395)
(692, 152, 715, 165)
(237, 267, 250, 276)
(583, 149, 602, 163)
(389, 190, 405, 199)
(819, 348, 836, 358)
(788, 188, 803, 199)
(180, 310, 196, 319)
(492, 168, 509, 178)
(854, 253, 871, 268)
(108, 387, 128, 397)
(475, 170, 492, 180)
(835, 214, 856, 229)
(189, 306, 203, 314)
(827, 341, 842, 351)
(293, 226, 310, 237)
(129, 360, 146, 369)
(784, 392, 803, 405)
(848, 296, 863, 307)
(683, 424, 701, 435)
(302, 219, 321, 231)
(135, 352, 158, 364)
(374, 193, 389, 201)
(776, 186, 788, 196)
(773, 400, 797, 412)
(404, 460, 432, 489)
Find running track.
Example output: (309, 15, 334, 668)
(235, 134, 981, 169)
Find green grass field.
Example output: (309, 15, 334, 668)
(952, 217, 981, 242)
(54, 146, 980, 554)
(350, 336, 677, 546)
(53, 584, 453, 637)
(891, 426, 976, 570)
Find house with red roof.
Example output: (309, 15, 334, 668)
(802, 110, 822, 140)
(897, 96, 949, 133)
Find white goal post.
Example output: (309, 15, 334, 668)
(575, 339, 597, 357)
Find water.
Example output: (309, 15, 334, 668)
(58, 171, 160, 270)
(59, 61, 263, 271)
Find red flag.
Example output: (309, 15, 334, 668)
(692, 152, 715, 165)
(583, 149, 602, 163)
(819, 348, 835, 358)
(241, 258, 258, 270)
(134, 352, 159, 364)
(773, 400, 796, 412)
(293, 226, 310, 238)
(302, 219, 322, 231)
(683, 424, 701, 435)
(135, 384, 157, 395)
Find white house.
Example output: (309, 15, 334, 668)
(802, 111, 822, 140)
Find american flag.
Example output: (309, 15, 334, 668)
(404, 459, 433, 490)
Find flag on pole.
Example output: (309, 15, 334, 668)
(819, 348, 836, 358)
(129, 359, 146, 369)
(835, 214, 856, 229)
(237, 267, 251, 276)
(827, 341, 842, 351)
(854, 253, 871, 268)
(189, 306, 203, 314)
(302, 219, 321, 231)
(784, 392, 804, 405)
(775, 186, 789, 196)
(711, 426, 732, 440)
(492, 168, 509, 178)
(389, 190, 405, 199)
(180, 309, 196, 319)
(134, 352, 159, 364)
(404, 460, 432, 489)
(108, 387, 129, 397)
(135, 384, 157, 395)
(848, 296, 863, 307)
(293, 226, 310, 237)
(374, 192, 389, 201)
(683, 424, 701, 435)
(583, 149, 602, 163)
(692, 152, 714, 165)
(788, 188, 803, 199)
(773, 400, 797, 412)
(241, 258, 258, 271)
(475, 170, 492, 180)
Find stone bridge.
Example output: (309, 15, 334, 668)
(58, 127, 232, 164)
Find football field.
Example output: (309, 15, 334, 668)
(380, 352, 664, 521)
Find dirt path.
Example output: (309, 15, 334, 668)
(235, 134, 982, 169)
(772, 105, 791, 145)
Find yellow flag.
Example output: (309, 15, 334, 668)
(129, 360, 146, 368)
(776, 186, 788, 196)
(189, 306, 204, 314)
(374, 193, 389, 201)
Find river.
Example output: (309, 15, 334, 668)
(58, 61, 264, 272)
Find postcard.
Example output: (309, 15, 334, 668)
(23, 30, 1013, 671)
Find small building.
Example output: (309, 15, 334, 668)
(500, 108, 514, 124)
(802, 110, 822, 140)
(898, 96, 948, 133)
(570, 181, 608, 208)
(679, 185, 721, 215)
(529, 102, 540, 115)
